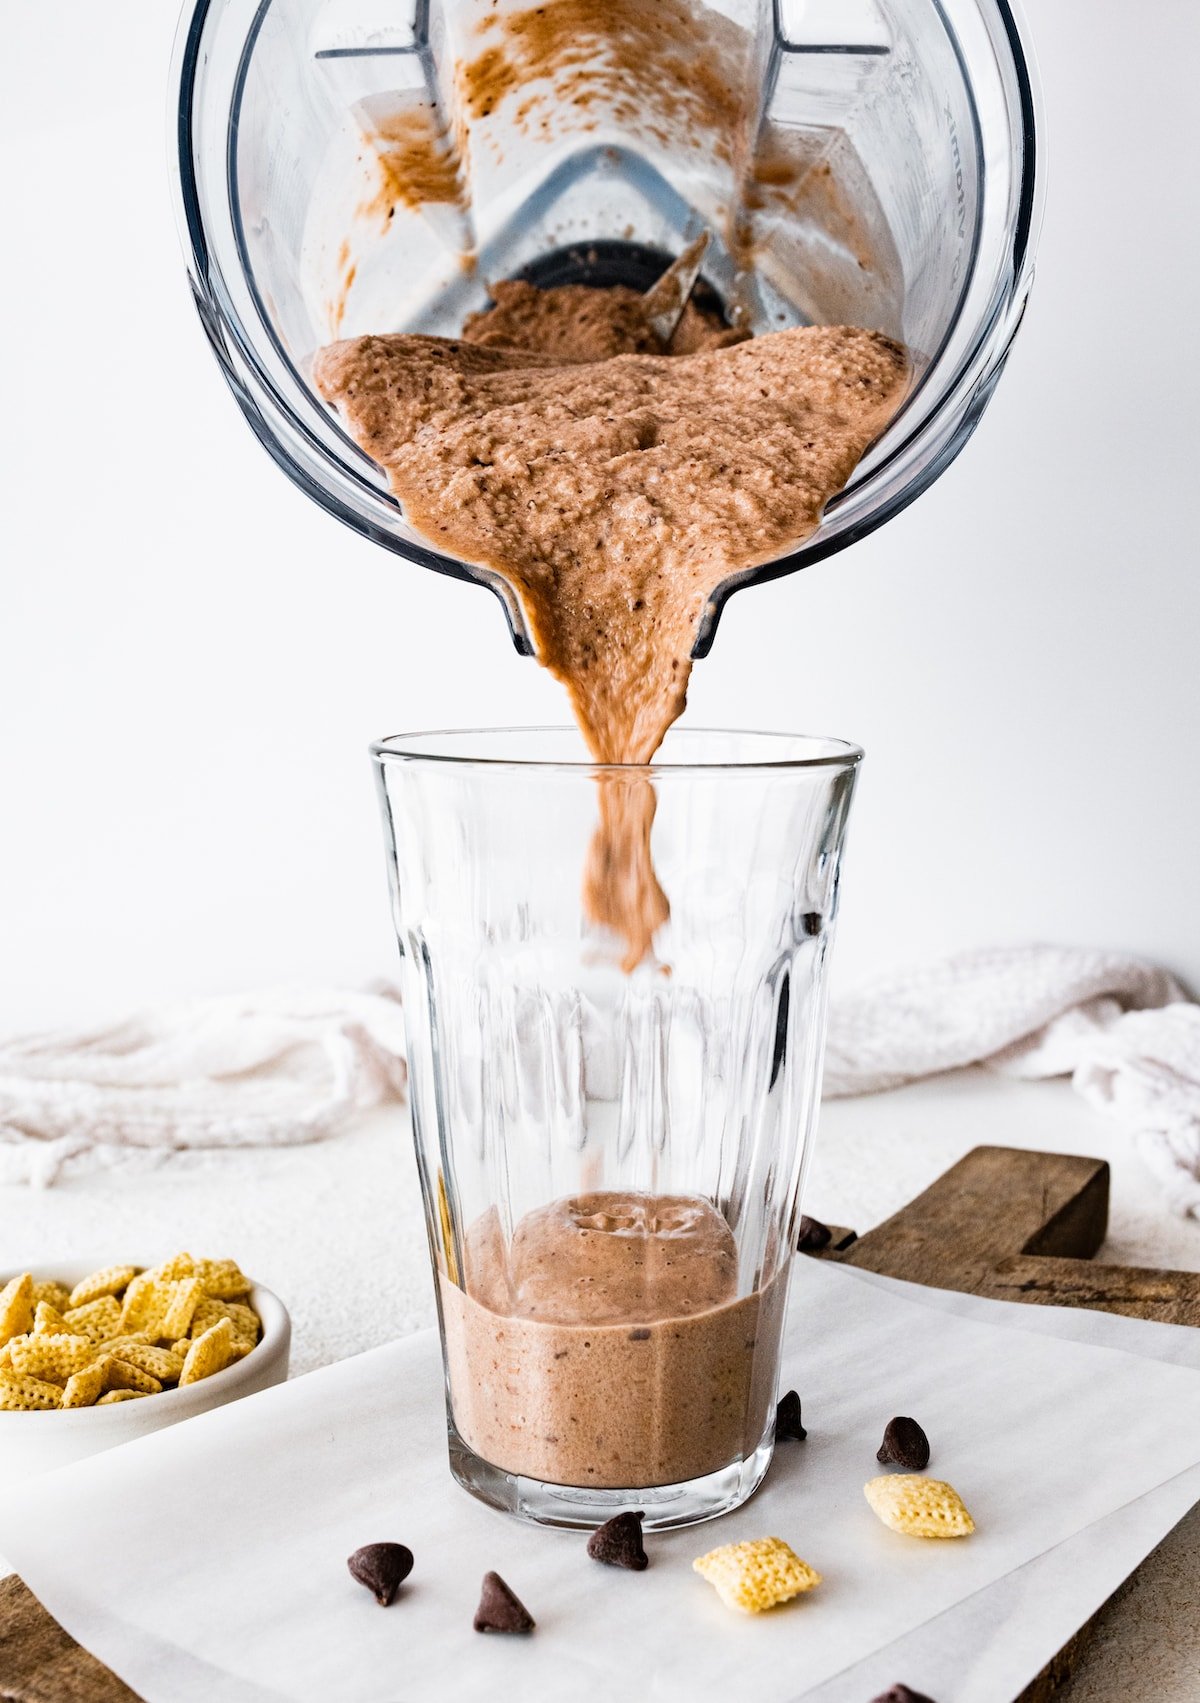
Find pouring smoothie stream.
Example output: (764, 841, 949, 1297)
(313, 282, 908, 964)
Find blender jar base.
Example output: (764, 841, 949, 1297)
(447, 1420, 776, 1531)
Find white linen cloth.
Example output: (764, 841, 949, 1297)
(822, 945, 1200, 1217)
(4, 1258, 1200, 1703)
(0, 986, 407, 1187)
(3, 944, 1199, 1215)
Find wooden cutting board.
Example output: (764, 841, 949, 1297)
(809, 1144, 1200, 1701)
(3, 1145, 1198, 1703)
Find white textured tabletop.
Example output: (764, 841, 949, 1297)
(4, 1068, 1199, 1702)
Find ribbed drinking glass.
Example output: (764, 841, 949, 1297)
(372, 727, 860, 1529)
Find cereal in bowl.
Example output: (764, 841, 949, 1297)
(0, 1256, 261, 1411)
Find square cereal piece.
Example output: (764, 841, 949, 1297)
(98, 1332, 152, 1356)
(62, 1296, 123, 1344)
(189, 1296, 258, 1349)
(34, 1301, 69, 1336)
(195, 1259, 250, 1300)
(97, 1389, 147, 1405)
(160, 1278, 205, 1342)
(10, 1333, 95, 1383)
(226, 1301, 260, 1345)
(0, 1341, 14, 1372)
(62, 1360, 110, 1408)
(864, 1474, 975, 1539)
(117, 1343, 183, 1384)
(30, 1280, 72, 1312)
(188, 1295, 228, 1338)
(152, 1253, 196, 1284)
(104, 1359, 162, 1396)
(119, 1273, 169, 1336)
(68, 1266, 138, 1310)
(0, 1274, 35, 1347)
(188, 1294, 257, 1335)
(693, 1538, 822, 1613)
(0, 1372, 63, 1411)
(180, 1317, 237, 1386)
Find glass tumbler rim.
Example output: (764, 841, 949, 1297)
(369, 725, 865, 774)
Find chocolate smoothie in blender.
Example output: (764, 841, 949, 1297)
(313, 314, 906, 776)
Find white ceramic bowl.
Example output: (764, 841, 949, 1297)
(0, 1262, 290, 1490)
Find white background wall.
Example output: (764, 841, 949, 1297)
(1, 1, 1197, 1032)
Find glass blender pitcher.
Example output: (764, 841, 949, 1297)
(172, 0, 1042, 654)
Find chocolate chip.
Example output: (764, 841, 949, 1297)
(587, 1510, 648, 1570)
(801, 911, 822, 936)
(797, 1215, 832, 1252)
(869, 1686, 938, 1703)
(347, 1542, 413, 1606)
(473, 1570, 535, 1634)
(775, 1389, 807, 1441)
(833, 1229, 859, 1252)
(877, 1416, 931, 1472)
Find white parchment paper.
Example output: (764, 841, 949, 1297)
(807, 1269, 1200, 1702)
(3, 1259, 1200, 1703)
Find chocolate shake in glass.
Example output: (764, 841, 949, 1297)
(374, 727, 858, 1529)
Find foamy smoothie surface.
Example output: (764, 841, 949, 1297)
(462, 1191, 739, 1322)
